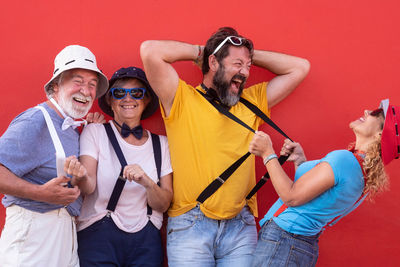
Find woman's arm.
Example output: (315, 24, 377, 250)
(68, 155, 98, 196)
(249, 131, 334, 206)
(145, 173, 173, 213)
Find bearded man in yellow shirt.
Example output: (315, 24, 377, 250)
(140, 27, 309, 267)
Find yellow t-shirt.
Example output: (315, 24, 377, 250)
(162, 79, 269, 220)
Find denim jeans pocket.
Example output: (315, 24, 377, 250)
(240, 207, 256, 226)
(255, 222, 281, 258)
(167, 211, 200, 243)
(259, 221, 281, 242)
(285, 231, 318, 267)
(288, 245, 316, 267)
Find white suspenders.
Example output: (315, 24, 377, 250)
(34, 105, 67, 177)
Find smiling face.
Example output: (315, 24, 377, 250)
(350, 109, 385, 139)
(212, 46, 251, 106)
(108, 78, 149, 125)
(53, 68, 98, 118)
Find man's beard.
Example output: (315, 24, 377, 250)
(57, 88, 93, 119)
(212, 64, 246, 107)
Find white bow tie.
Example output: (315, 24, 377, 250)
(62, 117, 87, 131)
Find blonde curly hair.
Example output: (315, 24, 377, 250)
(363, 138, 389, 200)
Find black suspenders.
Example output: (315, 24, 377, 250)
(104, 122, 162, 215)
(196, 86, 293, 203)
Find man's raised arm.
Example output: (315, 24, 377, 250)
(252, 50, 310, 108)
(140, 40, 200, 116)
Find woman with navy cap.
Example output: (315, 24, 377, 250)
(249, 99, 399, 267)
(76, 67, 173, 267)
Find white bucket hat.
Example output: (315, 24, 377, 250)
(44, 45, 108, 98)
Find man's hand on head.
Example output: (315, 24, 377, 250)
(194, 45, 204, 70)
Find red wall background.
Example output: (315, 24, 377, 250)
(1, 0, 399, 266)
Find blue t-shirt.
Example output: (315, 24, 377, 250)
(260, 150, 364, 236)
(0, 102, 82, 216)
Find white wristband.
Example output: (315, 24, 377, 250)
(263, 154, 278, 165)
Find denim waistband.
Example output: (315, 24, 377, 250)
(191, 204, 251, 221)
(267, 219, 321, 241)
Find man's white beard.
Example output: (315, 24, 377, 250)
(223, 92, 241, 107)
(57, 88, 93, 119)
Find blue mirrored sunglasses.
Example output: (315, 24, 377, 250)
(110, 87, 146, 100)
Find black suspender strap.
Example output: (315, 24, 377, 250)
(202, 92, 256, 133)
(104, 123, 162, 215)
(245, 155, 288, 200)
(197, 152, 251, 203)
(151, 133, 162, 183)
(147, 133, 162, 215)
(239, 97, 292, 141)
(238, 98, 292, 199)
(104, 123, 128, 212)
(196, 86, 293, 203)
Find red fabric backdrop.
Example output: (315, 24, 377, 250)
(0, 1, 399, 266)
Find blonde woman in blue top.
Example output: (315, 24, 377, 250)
(249, 99, 399, 267)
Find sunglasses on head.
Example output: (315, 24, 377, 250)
(212, 36, 246, 55)
(110, 87, 146, 100)
(370, 108, 384, 117)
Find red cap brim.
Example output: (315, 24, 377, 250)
(380, 101, 400, 165)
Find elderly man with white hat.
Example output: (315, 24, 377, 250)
(0, 45, 108, 267)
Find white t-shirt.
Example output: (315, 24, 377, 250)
(77, 121, 172, 233)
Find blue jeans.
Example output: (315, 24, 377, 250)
(251, 219, 319, 267)
(77, 216, 163, 267)
(167, 205, 257, 267)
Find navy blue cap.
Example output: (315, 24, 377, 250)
(98, 67, 159, 120)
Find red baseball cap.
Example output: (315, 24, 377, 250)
(379, 99, 400, 165)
